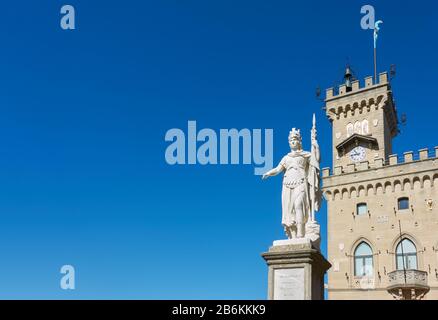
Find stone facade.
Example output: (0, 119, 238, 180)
(322, 71, 438, 300)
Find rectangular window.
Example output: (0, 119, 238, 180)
(397, 255, 418, 270)
(396, 256, 405, 270)
(364, 257, 373, 276)
(354, 258, 364, 276)
(357, 203, 367, 216)
(407, 255, 418, 270)
(355, 257, 373, 276)
(398, 198, 409, 210)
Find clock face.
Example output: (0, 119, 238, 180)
(350, 146, 366, 162)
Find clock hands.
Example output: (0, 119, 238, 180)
(350, 147, 365, 161)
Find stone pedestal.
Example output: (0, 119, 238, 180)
(261, 241, 331, 300)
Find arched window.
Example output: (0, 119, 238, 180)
(347, 123, 354, 137)
(354, 242, 373, 276)
(362, 120, 369, 135)
(396, 239, 418, 270)
(354, 121, 362, 134)
(398, 197, 410, 210)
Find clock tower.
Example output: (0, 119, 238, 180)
(322, 68, 438, 300)
(324, 68, 398, 170)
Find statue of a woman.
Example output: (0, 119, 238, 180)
(262, 116, 321, 241)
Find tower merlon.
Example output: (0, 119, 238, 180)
(389, 154, 398, 165)
(334, 166, 342, 175)
(357, 161, 370, 171)
(419, 148, 429, 160)
(346, 163, 356, 173)
(352, 80, 360, 91)
(375, 158, 384, 168)
(404, 151, 414, 163)
(365, 76, 373, 87)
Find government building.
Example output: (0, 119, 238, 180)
(321, 69, 438, 300)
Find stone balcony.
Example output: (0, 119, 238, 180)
(387, 270, 430, 300)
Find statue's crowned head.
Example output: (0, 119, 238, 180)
(288, 128, 302, 150)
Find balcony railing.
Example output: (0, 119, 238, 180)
(387, 270, 430, 300)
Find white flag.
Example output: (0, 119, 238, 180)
(374, 20, 383, 49)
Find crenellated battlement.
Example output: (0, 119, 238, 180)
(322, 146, 438, 178)
(325, 72, 389, 101)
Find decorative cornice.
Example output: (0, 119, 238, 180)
(335, 134, 378, 152)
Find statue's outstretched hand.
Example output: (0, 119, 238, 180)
(262, 173, 270, 180)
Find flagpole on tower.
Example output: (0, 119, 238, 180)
(373, 20, 383, 83)
(374, 46, 377, 83)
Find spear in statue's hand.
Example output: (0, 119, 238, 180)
(310, 114, 318, 222)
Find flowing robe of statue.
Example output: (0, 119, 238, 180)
(279, 150, 311, 231)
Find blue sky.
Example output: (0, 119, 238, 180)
(0, 1, 437, 299)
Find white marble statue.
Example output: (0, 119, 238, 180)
(262, 114, 322, 244)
